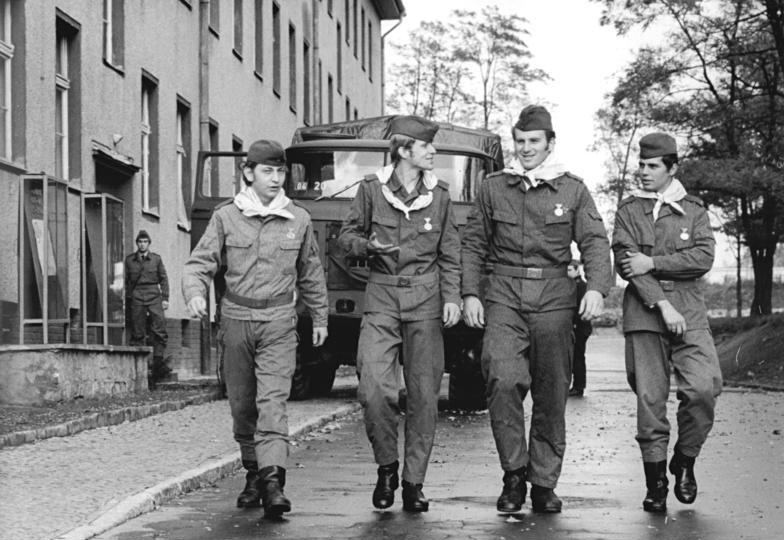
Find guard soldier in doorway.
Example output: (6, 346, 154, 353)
(612, 132, 722, 512)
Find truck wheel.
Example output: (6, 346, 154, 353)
(309, 360, 338, 396)
(448, 364, 487, 411)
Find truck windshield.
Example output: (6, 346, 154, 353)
(287, 149, 487, 203)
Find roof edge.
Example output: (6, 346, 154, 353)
(371, 0, 405, 20)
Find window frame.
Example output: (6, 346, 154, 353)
(0, 0, 13, 161)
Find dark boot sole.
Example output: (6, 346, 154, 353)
(264, 502, 291, 517)
(402, 503, 429, 512)
(236, 499, 262, 508)
(643, 501, 667, 513)
(496, 502, 523, 513)
(531, 503, 562, 513)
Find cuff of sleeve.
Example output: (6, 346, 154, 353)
(443, 293, 461, 306)
(585, 281, 611, 297)
(182, 288, 203, 304)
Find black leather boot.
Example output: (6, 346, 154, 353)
(236, 460, 262, 508)
(496, 467, 527, 513)
(530, 484, 562, 513)
(372, 461, 399, 509)
(402, 480, 429, 512)
(643, 461, 668, 513)
(258, 466, 291, 517)
(669, 449, 697, 504)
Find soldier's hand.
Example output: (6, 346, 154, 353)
(656, 300, 686, 335)
(312, 326, 328, 347)
(367, 232, 400, 254)
(443, 302, 461, 328)
(463, 295, 485, 328)
(187, 296, 207, 318)
(621, 251, 654, 278)
(162, 300, 170, 310)
(579, 290, 604, 320)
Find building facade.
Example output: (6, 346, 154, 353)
(0, 0, 404, 378)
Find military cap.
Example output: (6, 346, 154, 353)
(514, 105, 553, 132)
(136, 229, 151, 242)
(639, 132, 677, 158)
(388, 115, 439, 143)
(246, 139, 286, 165)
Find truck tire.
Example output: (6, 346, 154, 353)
(448, 364, 487, 411)
(309, 361, 338, 396)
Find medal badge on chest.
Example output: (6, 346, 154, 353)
(554, 203, 564, 217)
(423, 217, 433, 231)
(286, 227, 296, 240)
(680, 227, 689, 241)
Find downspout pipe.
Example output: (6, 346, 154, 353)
(380, 11, 405, 115)
(312, 0, 320, 124)
(198, 0, 211, 375)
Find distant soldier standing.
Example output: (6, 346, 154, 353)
(183, 140, 328, 518)
(568, 259, 593, 397)
(462, 105, 612, 513)
(339, 115, 461, 512)
(125, 229, 170, 385)
(612, 132, 722, 513)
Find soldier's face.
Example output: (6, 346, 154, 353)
(513, 129, 554, 171)
(637, 157, 676, 193)
(245, 163, 287, 205)
(136, 239, 150, 253)
(403, 140, 436, 171)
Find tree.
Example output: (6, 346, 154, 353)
(595, 0, 784, 315)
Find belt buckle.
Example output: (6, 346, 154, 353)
(527, 267, 543, 279)
(398, 277, 410, 287)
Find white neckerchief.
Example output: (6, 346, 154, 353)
(234, 186, 295, 220)
(503, 153, 567, 188)
(633, 178, 687, 221)
(375, 164, 437, 220)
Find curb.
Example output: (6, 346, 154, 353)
(53, 402, 362, 540)
(723, 379, 784, 392)
(0, 389, 224, 449)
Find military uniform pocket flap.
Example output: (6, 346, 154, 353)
(280, 239, 301, 250)
(492, 210, 518, 224)
(545, 213, 571, 225)
(225, 235, 254, 248)
(372, 214, 398, 227)
(674, 238, 694, 251)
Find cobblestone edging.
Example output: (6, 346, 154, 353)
(0, 389, 224, 449)
(724, 379, 784, 392)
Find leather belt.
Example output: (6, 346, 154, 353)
(492, 264, 568, 280)
(224, 289, 294, 309)
(368, 272, 438, 287)
(658, 279, 696, 291)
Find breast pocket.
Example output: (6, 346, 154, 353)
(371, 214, 398, 246)
(225, 234, 255, 269)
(279, 239, 301, 274)
(491, 210, 520, 249)
(544, 212, 573, 243)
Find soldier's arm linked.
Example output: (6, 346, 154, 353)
(573, 183, 613, 297)
(461, 180, 493, 300)
(296, 220, 329, 329)
(338, 181, 373, 258)
(437, 196, 462, 308)
(650, 206, 715, 280)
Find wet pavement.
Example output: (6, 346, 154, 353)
(95, 334, 784, 540)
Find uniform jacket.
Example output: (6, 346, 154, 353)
(182, 201, 328, 327)
(461, 171, 612, 312)
(612, 194, 714, 333)
(338, 168, 461, 321)
(125, 251, 169, 305)
(573, 278, 593, 338)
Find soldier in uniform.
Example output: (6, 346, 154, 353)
(462, 105, 612, 513)
(338, 115, 461, 512)
(612, 132, 722, 513)
(568, 259, 593, 397)
(124, 229, 170, 385)
(182, 139, 328, 518)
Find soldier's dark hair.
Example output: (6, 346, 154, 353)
(390, 134, 416, 164)
(240, 160, 258, 186)
(511, 128, 556, 143)
(661, 154, 679, 171)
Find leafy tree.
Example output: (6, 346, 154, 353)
(595, 0, 784, 315)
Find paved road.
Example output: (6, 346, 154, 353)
(95, 334, 784, 540)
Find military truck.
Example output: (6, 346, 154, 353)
(190, 116, 502, 409)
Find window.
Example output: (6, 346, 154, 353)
(368, 20, 373, 81)
(254, 0, 263, 76)
(303, 40, 311, 124)
(353, 0, 357, 58)
(176, 98, 191, 229)
(360, 8, 365, 70)
(232, 136, 243, 194)
(141, 74, 159, 213)
(209, 120, 219, 196)
(327, 74, 334, 122)
(272, 2, 280, 95)
(327, 0, 333, 17)
(344, 0, 350, 45)
(336, 22, 342, 94)
(55, 13, 81, 182)
(209, 0, 219, 33)
(102, 0, 124, 68)
(354, 107, 358, 120)
(345, 96, 350, 121)
(233, 0, 243, 57)
(288, 23, 296, 111)
(0, 0, 12, 159)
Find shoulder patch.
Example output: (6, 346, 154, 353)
(563, 172, 584, 183)
(683, 194, 705, 207)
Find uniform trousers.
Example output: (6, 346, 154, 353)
(220, 316, 297, 467)
(129, 299, 168, 357)
(625, 329, 722, 462)
(357, 313, 444, 485)
(481, 302, 573, 489)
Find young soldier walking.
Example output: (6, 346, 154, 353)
(462, 105, 612, 513)
(612, 132, 722, 512)
(339, 115, 461, 512)
(183, 140, 328, 517)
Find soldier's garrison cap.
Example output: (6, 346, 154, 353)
(388, 115, 439, 143)
(136, 229, 151, 241)
(514, 105, 553, 132)
(639, 132, 677, 159)
(246, 139, 286, 166)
